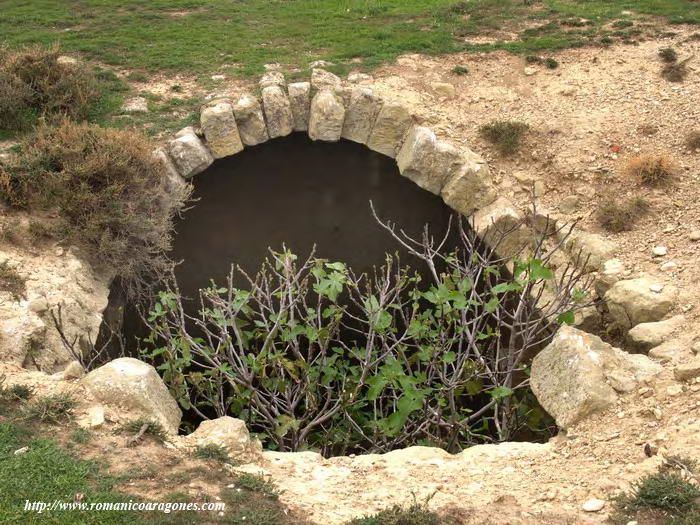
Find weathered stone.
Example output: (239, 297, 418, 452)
(200, 101, 244, 159)
(232, 95, 269, 146)
(154, 148, 190, 201)
(431, 82, 456, 98)
(310, 68, 341, 93)
(188, 416, 262, 457)
(120, 96, 148, 114)
(564, 231, 616, 273)
(440, 149, 497, 216)
(259, 70, 286, 89)
(558, 195, 580, 214)
(308, 90, 345, 142)
(396, 127, 462, 195)
(83, 358, 182, 434)
(626, 315, 684, 353)
(261, 85, 293, 139)
(62, 360, 84, 380)
(674, 357, 700, 381)
(605, 278, 677, 330)
(531, 326, 662, 429)
(574, 305, 602, 333)
(287, 82, 311, 132)
(594, 258, 625, 298)
(582, 499, 606, 512)
(649, 340, 682, 362)
(472, 198, 529, 259)
(167, 132, 213, 178)
(366, 102, 413, 158)
(348, 72, 373, 84)
(174, 126, 198, 139)
(341, 87, 383, 144)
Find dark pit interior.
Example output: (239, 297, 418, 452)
(170, 133, 455, 299)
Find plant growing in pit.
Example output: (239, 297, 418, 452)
(143, 211, 593, 455)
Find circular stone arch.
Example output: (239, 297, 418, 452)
(156, 68, 526, 260)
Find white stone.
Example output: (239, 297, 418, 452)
(83, 358, 182, 434)
(120, 97, 148, 114)
(582, 498, 605, 512)
(308, 90, 345, 142)
(348, 72, 373, 84)
(261, 85, 293, 139)
(232, 95, 269, 146)
(188, 416, 261, 457)
(472, 198, 528, 259)
(310, 68, 341, 93)
(62, 360, 85, 380)
(167, 132, 213, 178)
(626, 316, 684, 352)
(441, 149, 497, 216)
(200, 101, 244, 159)
(652, 246, 668, 257)
(259, 71, 286, 89)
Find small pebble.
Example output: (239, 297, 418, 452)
(690, 231, 700, 242)
(582, 498, 606, 512)
(652, 246, 667, 257)
(13, 446, 29, 456)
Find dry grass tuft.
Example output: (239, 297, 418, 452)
(686, 130, 700, 151)
(0, 44, 101, 131)
(624, 154, 678, 187)
(479, 120, 530, 155)
(596, 196, 650, 233)
(0, 120, 191, 291)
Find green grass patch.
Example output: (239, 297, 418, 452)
(0, 1, 698, 79)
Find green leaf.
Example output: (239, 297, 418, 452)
(557, 310, 576, 325)
(488, 386, 514, 400)
(529, 259, 554, 281)
(442, 351, 456, 364)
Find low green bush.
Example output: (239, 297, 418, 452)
(479, 120, 530, 155)
(144, 216, 589, 455)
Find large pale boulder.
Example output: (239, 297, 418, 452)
(200, 101, 244, 159)
(341, 87, 383, 144)
(594, 258, 625, 298)
(167, 132, 213, 178)
(531, 326, 662, 430)
(605, 278, 677, 330)
(366, 102, 413, 158)
(308, 90, 345, 142)
(440, 149, 497, 215)
(396, 127, 462, 195)
(232, 95, 269, 146)
(187, 416, 261, 457)
(626, 315, 684, 353)
(288, 82, 311, 132)
(563, 231, 616, 273)
(259, 70, 286, 89)
(83, 358, 182, 434)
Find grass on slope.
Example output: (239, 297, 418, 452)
(0, 1, 699, 78)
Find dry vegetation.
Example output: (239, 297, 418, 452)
(0, 44, 101, 132)
(478, 120, 529, 155)
(624, 154, 678, 187)
(596, 196, 650, 233)
(0, 121, 190, 289)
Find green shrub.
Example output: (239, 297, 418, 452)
(118, 417, 167, 442)
(193, 443, 230, 463)
(525, 55, 541, 63)
(544, 58, 559, 69)
(126, 71, 148, 83)
(451, 65, 469, 75)
(613, 472, 700, 520)
(479, 120, 530, 155)
(662, 59, 690, 82)
(144, 214, 587, 455)
(347, 503, 446, 525)
(0, 44, 102, 132)
(596, 196, 649, 233)
(659, 48, 678, 63)
(612, 20, 634, 29)
(234, 473, 278, 497)
(20, 393, 77, 424)
(0, 376, 34, 408)
(0, 120, 190, 291)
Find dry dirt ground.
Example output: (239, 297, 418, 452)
(3, 29, 700, 525)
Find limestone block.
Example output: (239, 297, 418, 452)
(440, 149, 497, 216)
(232, 95, 269, 146)
(200, 101, 244, 159)
(341, 87, 383, 144)
(396, 127, 462, 195)
(288, 82, 311, 132)
(261, 85, 293, 139)
(308, 90, 345, 142)
(367, 102, 413, 158)
(167, 132, 213, 178)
